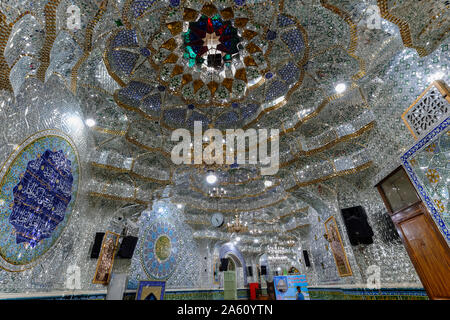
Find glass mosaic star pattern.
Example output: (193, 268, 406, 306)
(141, 221, 179, 280)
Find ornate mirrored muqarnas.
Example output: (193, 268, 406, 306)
(0, 131, 80, 272)
(107, 1, 307, 113)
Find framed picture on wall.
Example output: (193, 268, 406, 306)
(324, 216, 352, 277)
(92, 231, 120, 285)
(136, 281, 166, 300)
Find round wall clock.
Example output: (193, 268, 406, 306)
(211, 213, 224, 228)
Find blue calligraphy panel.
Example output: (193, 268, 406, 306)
(10, 150, 73, 248)
(0, 134, 79, 269)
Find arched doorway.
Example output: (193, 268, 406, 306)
(226, 257, 236, 271)
(223, 253, 241, 300)
(225, 252, 245, 287)
(219, 243, 248, 287)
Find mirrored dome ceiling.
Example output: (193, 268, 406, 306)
(0, 0, 448, 247)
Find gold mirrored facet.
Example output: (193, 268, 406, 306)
(182, 74, 193, 86)
(245, 43, 262, 54)
(234, 18, 249, 28)
(244, 56, 257, 67)
(166, 21, 183, 36)
(201, 4, 218, 17)
(220, 7, 234, 20)
(222, 78, 233, 92)
(171, 64, 184, 77)
(243, 29, 258, 40)
(207, 81, 219, 95)
(193, 79, 204, 93)
(235, 68, 248, 83)
(184, 8, 199, 21)
(161, 38, 177, 51)
(163, 53, 179, 64)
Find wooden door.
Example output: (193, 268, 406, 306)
(377, 167, 450, 300)
(392, 202, 450, 299)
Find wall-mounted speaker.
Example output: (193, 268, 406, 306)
(341, 206, 374, 245)
(261, 265, 267, 275)
(303, 250, 310, 267)
(90, 232, 105, 258)
(247, 266, 253, 277)
(117, 236, 138, 259)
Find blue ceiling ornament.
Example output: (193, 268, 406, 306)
(266, 30, 277, 41)
(234, 0, 246, 6)
(230, 162, 239, 169)
(140, 47, 151, 57)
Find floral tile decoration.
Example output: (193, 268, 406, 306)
(402, 117, 450, 243)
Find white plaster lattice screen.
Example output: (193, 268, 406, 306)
(402, 80, 450, 140)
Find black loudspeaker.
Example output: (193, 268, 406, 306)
(219, 258, 229, 272)
(303, 250, 311, 267)
(118, 236, 138, 259)
(247, 266, 253, 277)
(261, 266, 267, 275)
(90, 232, 105, 258)
(341, 206, 374, 245)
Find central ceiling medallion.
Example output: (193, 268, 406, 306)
(106, 0, 308, 129)
(151, 3, 268, 106)
(183, 14, 241, 69)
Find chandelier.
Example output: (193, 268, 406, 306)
(208, 186, 227, 198)
(227, 215, 248, 233)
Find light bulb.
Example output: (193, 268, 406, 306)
(264, 180, 273, 187)
(85, 118, 96, 127)
(206, 173, 218, 184)
(335, 83, 347, 94)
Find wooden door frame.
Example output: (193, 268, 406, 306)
(393, 202, 450, 299)
(376, 166, 450, 299)
(375, 166, 422, 216)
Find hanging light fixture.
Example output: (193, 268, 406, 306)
(227, 214, 248, 233)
